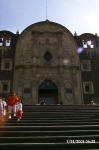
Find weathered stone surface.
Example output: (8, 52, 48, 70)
(13, 21, 83, 104)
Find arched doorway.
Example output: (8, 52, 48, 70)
(38, 80, 58, 104)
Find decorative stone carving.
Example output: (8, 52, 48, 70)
(14, 21, 83, 105)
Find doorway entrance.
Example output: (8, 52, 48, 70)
(38, 80, 58, 104)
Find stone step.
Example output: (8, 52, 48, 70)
(1, 105, 99, 150)
(5, 111, 99, 115)
(0, 142, 98, 150)
(23, 109, 99, 112)
(1, 130, 99, 137)
(23, 108, 99, 112)
(6, 116, 98, 119)
(0, 135, 97, 143)
(6, 118, 99, 122)
(0, 125, 99, 131)
(23, 111, 99, 113)
(5, 114, 99, 118)
(23, 105, 99, 108)
(3, 122, 99, 126)
(3, 120, 99, 125)
(22, 113, 99, 116)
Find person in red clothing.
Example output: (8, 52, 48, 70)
(8, 92, 19, 119)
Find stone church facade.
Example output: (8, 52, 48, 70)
(0, 20, 99, 105)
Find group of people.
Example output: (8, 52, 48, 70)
(0, 92, 23, 121)
(89, 100, 96, 105)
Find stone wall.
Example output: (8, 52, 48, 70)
(13, 21, 83, 105)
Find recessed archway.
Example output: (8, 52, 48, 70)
(38, 80, 58, 104)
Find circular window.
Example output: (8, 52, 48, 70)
(44, 52, 52, 61)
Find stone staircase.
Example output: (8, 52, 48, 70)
(0, 105, 99, 150)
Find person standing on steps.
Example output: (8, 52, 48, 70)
(0, 97, 3, 121)
(2, 98, 7, 116)
(16, 100, 23, 121)
(8, 92, 19, 119)
(89, 100, 96, 105)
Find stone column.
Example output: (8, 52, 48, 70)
(72, 69, 83, 104)
(32, 86, 38, 104)
(60, 86, 65, 105)
(58, 86, 62, 104)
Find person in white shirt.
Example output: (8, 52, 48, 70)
(0, 98, 3, 120)
(16, 100, 23, 121)
(2, 98, 7, 116)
